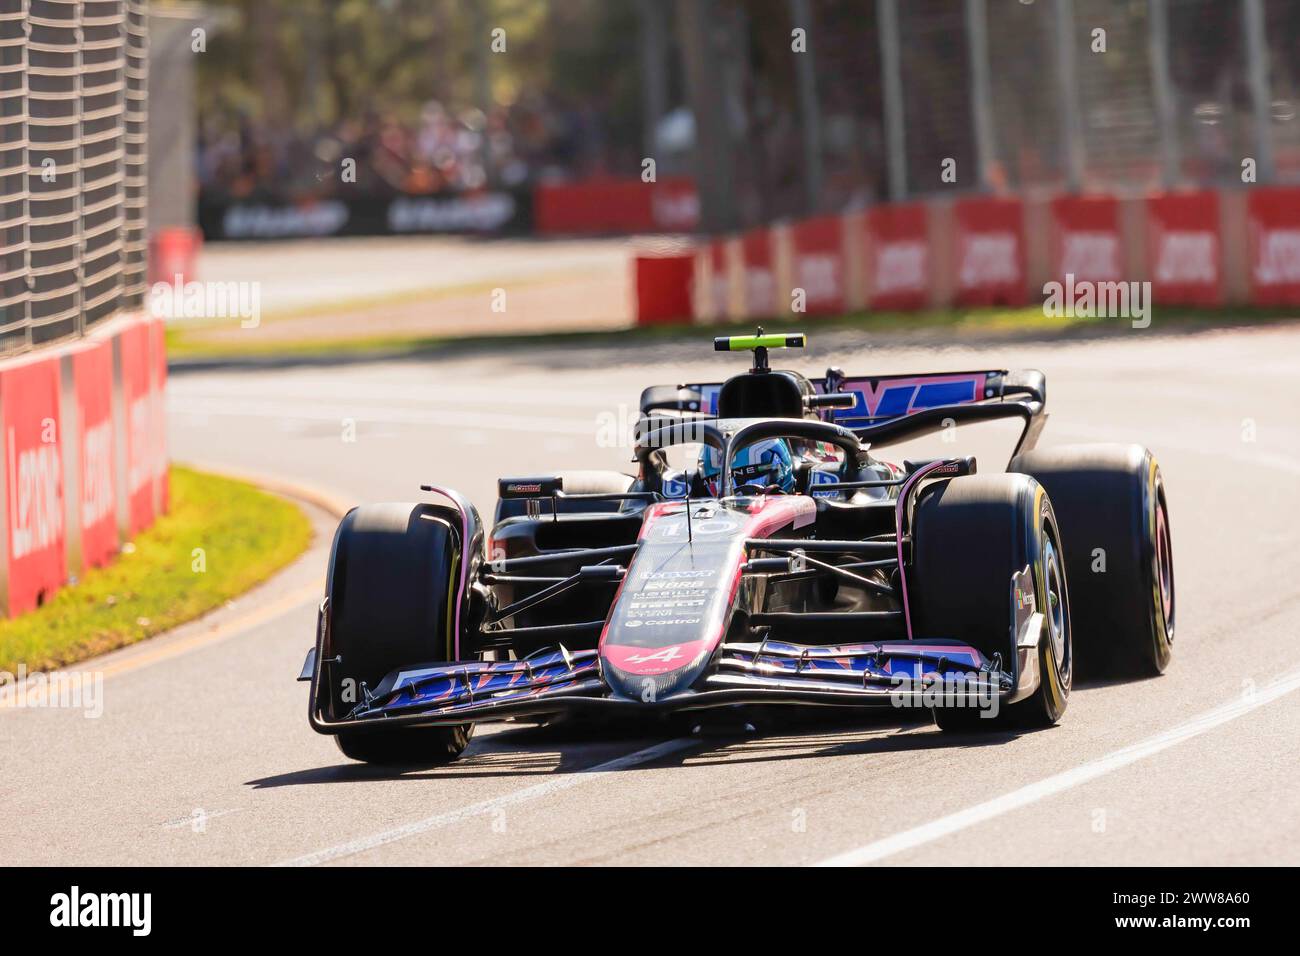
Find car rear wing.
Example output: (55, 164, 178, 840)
(639, 369, 1047, 458)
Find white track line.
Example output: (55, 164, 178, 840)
(273, 737, 696, 867)
(814, 668, 1300, 866)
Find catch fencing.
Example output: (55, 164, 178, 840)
(678, 0, 1300, 231)
(0, 0, 148, 354)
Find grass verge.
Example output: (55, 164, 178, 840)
(0, 465, 312, 674)
(166, 304, 1300, 363)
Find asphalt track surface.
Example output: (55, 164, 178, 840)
(3, 322, 1299, 865)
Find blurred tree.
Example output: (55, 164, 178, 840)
(189, 0, 644, 142)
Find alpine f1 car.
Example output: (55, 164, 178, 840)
(300, 332, 1175, 764)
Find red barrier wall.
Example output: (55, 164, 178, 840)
(868, 203, 930, 311)
(149, 317, 170, 515)
(1, 353, 67, 615)
(790, 216, 845, 316)
(954, 197, 1027, 306)
(148, 226, 203, 285)
(0, 312, 166, 617)
(534, 178, 699, 234)
(73, 338, 118, 569)
(706, 239, 729, 319)
(634, 254, 695, 325)
(1050, 196, 1124, 285)
(1247, 187, 1300, 305)
(677, 186, 1300, 324)
(649, 179, 700, 233)
(119, 320, 156, 536)
(741, 228, 776, 317)
(1146, 191, 1221, 306)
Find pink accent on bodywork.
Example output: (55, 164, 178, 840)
(603, 638, 714, 676)
(424, 486, 472, 660)
(603, 495, 817, 655)
(635, 494, 816, 541)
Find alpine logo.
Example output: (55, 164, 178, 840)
(626, 645, 686, 665)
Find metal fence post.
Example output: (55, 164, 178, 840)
(1243, 0, 1274, 184)
(1147, 0, 1179, 188)
(965, 0, 995, 191)
(122, 0, 148, 309)
(636, 0, 668, 165)
(878, 0, 906, 201)
(676, 0, 737, 233)
(73, 3, 82, 338)
(789, 0, 823, 212)
(472, 0, 493, 183)
(0, 0, 31, 352)
(1053, 0, 1084, 192)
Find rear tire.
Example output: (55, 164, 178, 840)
(327, 503, 473, 765)
(1009, 444, 1173, 680)
(912, 474, 1071, 731)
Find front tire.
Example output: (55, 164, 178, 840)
(326, 503, 473, 765)
(912, 474, 1071, 731)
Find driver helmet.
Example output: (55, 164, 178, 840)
(698, 437, 795, 495)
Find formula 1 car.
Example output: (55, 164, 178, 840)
(300, 332, 1174, 764)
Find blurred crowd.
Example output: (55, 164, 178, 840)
(198, 96, 627, 202)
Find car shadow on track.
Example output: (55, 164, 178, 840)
(671, 708, 1036, 769)
(245, 708, 1036, 789)
(245, 719, 683, 788)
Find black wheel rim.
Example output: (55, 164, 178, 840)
(1042, 533, 1068, 674)
(1155, 496, 1174, 641)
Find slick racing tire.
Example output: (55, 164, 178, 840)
(327, 503, 473, 765)
(912, 474, 1072, 732)
(1009, 444, 1173, 680)
(494, 470, 635, 523)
